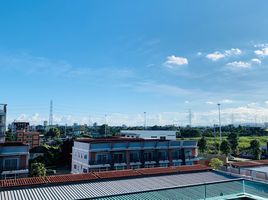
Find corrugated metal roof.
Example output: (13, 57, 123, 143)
(0, 172, 235, 200)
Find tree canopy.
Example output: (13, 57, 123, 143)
(220, 140, 231, 156)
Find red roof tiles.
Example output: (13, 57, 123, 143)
(0, 177, 47, 188)
(176, 164, 211, 172)
(0, 164, 211, 189)
(46, 173, 98, 183)
(136, 167, 178, 175)
(230, 161, 264, 168)
(94, 169, 141, 179)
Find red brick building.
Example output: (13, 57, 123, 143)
(16, 131, 40, 149)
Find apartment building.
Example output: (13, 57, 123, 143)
(72, 137, 198, 173)
(0, 142, 29, 179)
(16, 131, 40, 149)
(11, 122, 30, 133)
(0, 104, 7, 143)
(120, 130, 176, 140)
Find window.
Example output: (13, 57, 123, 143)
(96, 154, 109, 164)
(113, 153, 125, 163)
(144, 151, 154, 161)
(83, 168, 87, 173)
(84, 154, 87, 159)
(130, 152, 140, 162)
(158, 151, 167, 160)
(74, 164, 77, 169)
(4, 158, 18, 170)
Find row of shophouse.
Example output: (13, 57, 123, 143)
(72, 130, 199, 173)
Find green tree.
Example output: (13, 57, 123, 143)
(30, 162, 46, 177)
(98, 124, 109, 136)
(250, 139, 261, 160)
(227, 132, 239, 156)
(209, 158, 223, 169)
(220, 140, 231, 156)
(213, 142, 220, 154)
(47, 128, 61, 138)
(5, 131, 15, 141)
(198, 136, 207, 153)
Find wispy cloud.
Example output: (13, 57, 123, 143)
(0, 52, 134, 81)
(206, 48, 242, 61)
(226, 61, 251, 69)
(164, 55, 188, 68)
(134, 81, 192, 97)
(255, 47, 268, 57)
(225, 58, 261, 71)
(206, 99, 234, 105)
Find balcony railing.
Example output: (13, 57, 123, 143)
(89, 160, 111, 165)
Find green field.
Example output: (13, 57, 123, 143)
(178, 136, 268, 149)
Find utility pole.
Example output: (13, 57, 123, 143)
(217, 103, 222, 142)
(144, 112, 147, 130)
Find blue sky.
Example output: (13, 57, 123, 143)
(1, 0, 268, 126)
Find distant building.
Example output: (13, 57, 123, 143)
(16, 131, 41, 149)
(72, 137, 198, 173)
(120, 130, 176, 140)
(0, 104, 7, 142)
(11, 122, 30, 133)
(0, 142, 29, 179)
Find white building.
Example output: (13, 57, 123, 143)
(120, 130, 176, 140)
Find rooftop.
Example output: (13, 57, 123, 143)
(230, 160, 268, 168)
(0, 142, 28, 147)
(0, 165, 210, 188)
(1, 165, 268, 200)
(0, 171, 238, 200)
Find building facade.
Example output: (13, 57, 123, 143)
(0, 104, 7, 143)
(72, 137, 198, 173)
(0, 142, 29, 179)
(16, 131, 40, 149)
(11, 122, 30, 133)
(120, 130, 176, 140)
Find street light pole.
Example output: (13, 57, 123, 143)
(218, 103, 222, 142)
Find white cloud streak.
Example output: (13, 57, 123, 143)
(164, 55, 188, 68)
(206, 48, 242, 61)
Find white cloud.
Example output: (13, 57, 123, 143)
(206, 101, 214, 105)
(196, 52, 202, 56)
(135, 82, 192, 97)
(184, 100, 190, 104)
(221, 99, 233, 104)
(254, 47, 268, 57)
(206, 51, 225, 61)
(206, 99, 234, 105)
(265, 101, 268, 105)
(224, 48, 242, 56)
(206, 48, 242, 61)
(164, 55, 188, 68)
(251, 58, 262, 65)
(226, 61, 251, 69)
(254, 43, 268, 48)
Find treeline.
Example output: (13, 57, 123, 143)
(178, 125, 268, 138)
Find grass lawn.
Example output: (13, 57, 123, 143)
(178, 136, 268, 149)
